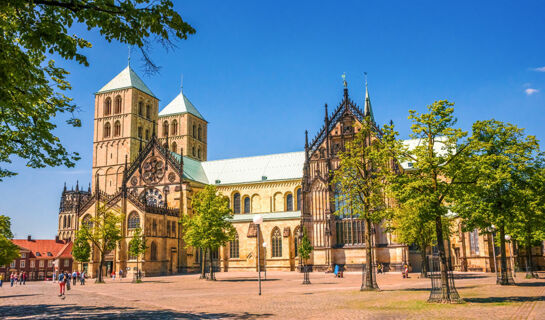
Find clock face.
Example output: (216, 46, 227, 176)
(142, 188, 164, 207)
(142, 157, 165, 184)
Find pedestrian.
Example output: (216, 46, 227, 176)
(112, 271, 116, 280)
(119, 269, 123, 280)
(10, 273, 14, 287)
(58, 271, 66, 297)
(377, 263, 383, 274)
(0, 273, 3, 287)
(65, 271, 71, 292)
(22, 272, 26, 285)
(80, 271, 85, 285)
(72, 271, 77, 286)
(18, 272, 23, 285)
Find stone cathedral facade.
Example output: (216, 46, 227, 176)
(58, 65, 545, 277)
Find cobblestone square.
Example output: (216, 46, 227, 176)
(1, 271, 545, 319)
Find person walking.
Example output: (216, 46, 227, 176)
(10, 273, 14, 287)
(119, 269, 123, 281)
(0, 273, 3, 287)
(58, 272, 66, 297)
(80, 271, 85, 285)
(22, 272, 26, 285)
(72, 271, 77, 286)
(18, 272, 23, 285)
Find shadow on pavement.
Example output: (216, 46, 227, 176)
(451, 274, 489, 280)
(0, 304, 274, 319)
(0, 294, 41, 299)
(515, 282, 545, 287)
(217, 278, 280, 282)
(464, 296, 545, 304)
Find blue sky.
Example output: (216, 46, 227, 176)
(2, 1, 544, 238)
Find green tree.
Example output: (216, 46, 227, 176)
(128, 227, 147, 282)
(182, 185, 236, 281)
(298, 227, 313, 284)
(389, 100, 469, 302)
(77, 203, 123, 283)
(72, 229, 91, 263)
(332, 117, 397, 291)
(0, 1, 195, 180)
(455, 120, 540, 285)
(0, 215, 20, 266)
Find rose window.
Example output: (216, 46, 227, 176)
(142, 157, 165, 184)
(142, 188, 164, 207)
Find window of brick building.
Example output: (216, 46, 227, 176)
(230, 232, 239, 258)
(272, 227, 282, 257)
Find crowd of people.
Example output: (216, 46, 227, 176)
(1, 272, 29, 287)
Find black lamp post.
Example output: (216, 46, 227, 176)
(253, 214, 263, 295)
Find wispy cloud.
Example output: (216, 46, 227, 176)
(525, 88, 539, 95)
(533, 66, 545, 72)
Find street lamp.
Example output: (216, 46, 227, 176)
(262, 241, 267, 281)
(505, 234, 516, 278)
(253, 214, 263, 296)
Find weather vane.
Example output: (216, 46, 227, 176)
(128, 45, 131, 67)
(342, 72, 347, 88)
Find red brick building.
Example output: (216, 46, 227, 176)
(0, 236, 73, 281)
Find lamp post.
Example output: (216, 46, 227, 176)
(253, 214, 263, 295)
(505, 234, 516, 278)
(262, 241, 267, 281)
(489, 225, 498, 278)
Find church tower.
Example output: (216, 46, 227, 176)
(92, 65, 159, 194)
(158, 85, 207, 161)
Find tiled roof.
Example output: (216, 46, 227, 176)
(11, 239, 72, 259)
(97, 66, 156, 98)
(159, 90, 205, 120)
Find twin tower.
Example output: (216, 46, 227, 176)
(92, 65, 208, 194)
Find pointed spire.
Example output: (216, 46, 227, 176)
(342, 73, 349, 103)
(324, 103, 329, 122)
(152, 120, 156, 137)
(305, 130, 309, 150)
(88, 182, 91, 192)
(63, 182, 67, 193)
(364, 72, 375, 123)
(76, 180, 79, 192)
(180, 74, 184, 92)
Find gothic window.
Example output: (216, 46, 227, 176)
(145, 129, 149, 140)
(138, 101, 143, 116)
(162, 121, 169, 137)
(166, 221, 171, 237)
(272, 227, 282, 257)
(469, 229, 480, 255)
(171, 120, 178, 135)
(150, 241, 157, 260)
(128, 212, 140, 229)
(104, 98, 112, 116)
(233, 193, 241, 214)
(114, 95, 122, 114)
(171, 141, 177, 153)
(334, 183, 353, 218)
(67, 216, 71, 228)
(230, 232, 239, 258)
(286, 193, 293, 211)
(198, 125, 202, 140)
(63, 216, 66, 228)
(171, 221, 176, 235)
(296, 188, 302, 211)
(192, 124, 196, 138)
(146, 104, 151, 119)
(114, 121, 121, 137)
(192, 146, 196, 157)
(197, 148, 201, 159)
(138, 126, 143, 138)
(103, 122, 111, 138)
(142, 188, 164, 206)
(294, 227, 301, 256)
(82, 215, 93, 228)
(243, 197, 250, 213)
(152, 219, 157, 236)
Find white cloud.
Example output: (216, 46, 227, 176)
(533, 66, 545, 72)
(525, 88, 539, 95)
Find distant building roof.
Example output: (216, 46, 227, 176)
(400, 137, 450, 170)
(97, 66, 156, 98)
(11, 239, 72, 260)
(159, 90, 205, 120)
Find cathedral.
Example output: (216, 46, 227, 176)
(57, 64, 543, 278)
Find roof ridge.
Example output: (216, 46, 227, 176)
(202, 150, 305, 164)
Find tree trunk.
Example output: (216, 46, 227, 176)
(420, 245, 428, 278)
(200, 248, 206, 279)
(208, 247, 215, 281)
(97, 252, 105, 283)
(526, 242, 535, 278)
(361, 218, 377, 290)
(434, 215, 453, 302)
(498, 225, 511, 285)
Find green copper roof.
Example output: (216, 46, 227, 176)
(97, 66, 156, 98)
(159, 90, 205, 120)
(170, 152, 208, 184)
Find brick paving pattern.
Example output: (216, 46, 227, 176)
(1, 272, 544, 319)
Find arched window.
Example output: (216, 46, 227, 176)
(128, 212, 140, 229)
(82, 215, 93, 229)
(146, 104, 151, 119)
(171, 120, 178, 135)
(233, 193, 241, 214)
(192, 147, 196, 156)
(138, 101, 143, 116)
(171, 141, 177, 153)
(294, 227, 301, 256)
(114, 121, 121, 137)
(198, 125, 202, 140)
(145, 129, 149, 140)
(162, 121, 169, 137)
(192, 124, 196, 138)
(114, 96, 122, 114)
(63, 216, 66, 228)
(243, 197, 250, 214)
(150, 241, 157, 260)
(272, 227, 282, 257)
(103, 122, 111, 138)
(197, 148, 201, 159)
(138, 126, 143, 138)
(67, 216, 71, 228)
(230, 232, 239, 258)
(286, 193, 293, 211)
(296, 188, 302, 211)
(104, 98, 112, 116)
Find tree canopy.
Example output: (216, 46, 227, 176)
(0, 215, 20, 266)
(0, 1, 195, 180)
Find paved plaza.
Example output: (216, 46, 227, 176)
(1, 271, 545, 319)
